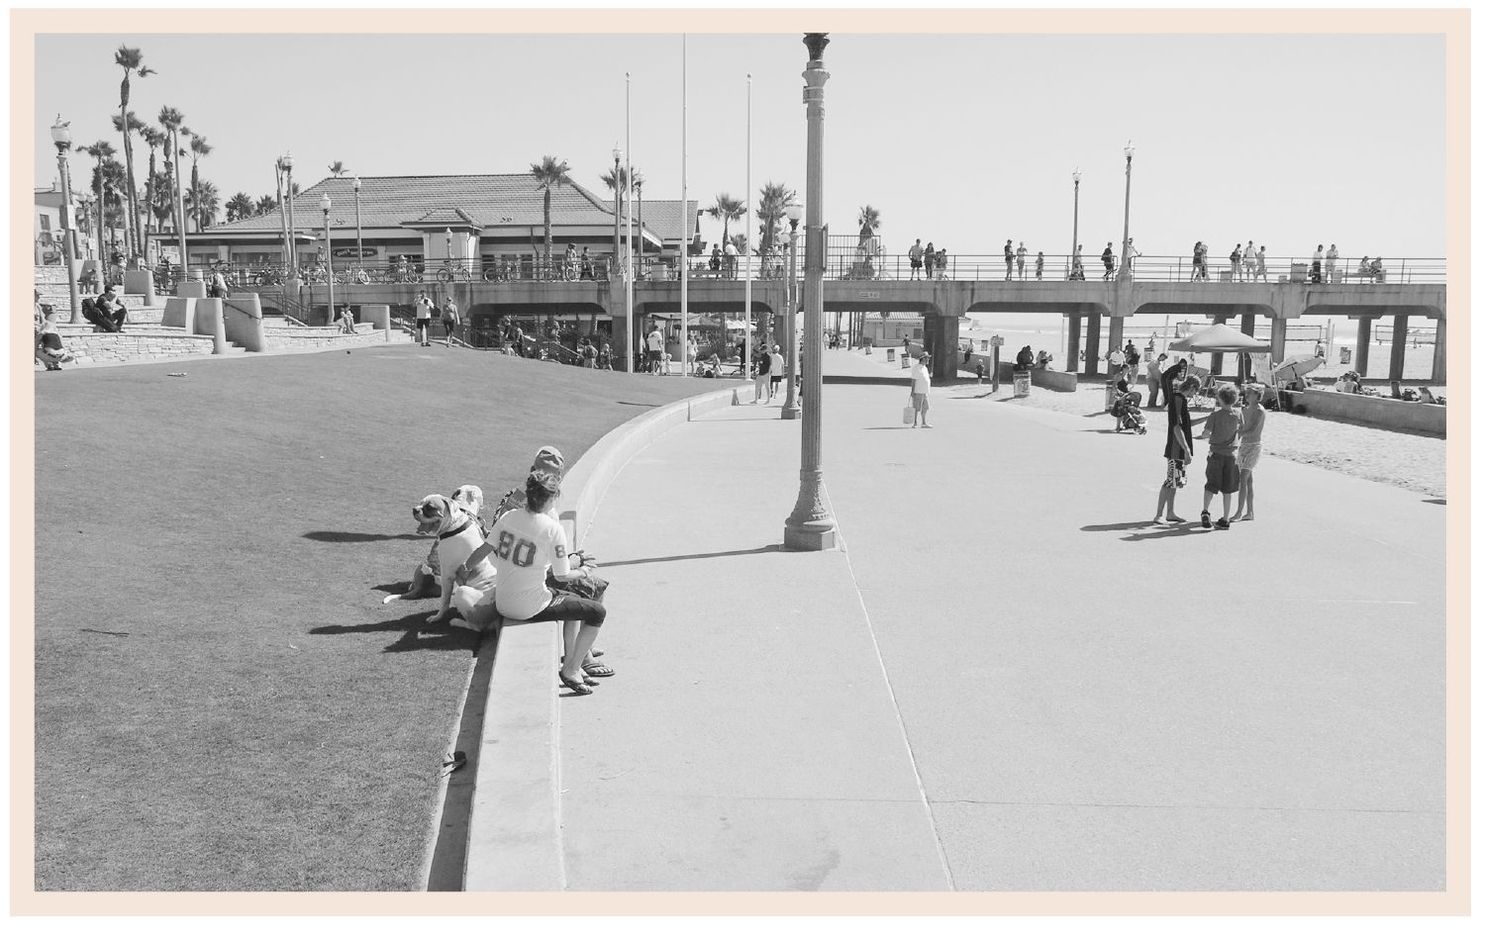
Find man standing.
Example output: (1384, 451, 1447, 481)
(1016, 241, 1027, 280)
(440, 296, 460, 348)
(1004, 240, 1015, 281)
(1122, 237, 1142, 276)
(1101, 242, 1116, 281)
(723, 239, 738, 279)
(414, 291, 434, 346)
(646, 324, 665, 374)
(1324, 243, 1339, 283)
(768, 343, 785, 402)
(1229, 243, 1243, 281)
(1311, 244, 1324, 284)
(752, 344, 771, 402)
(1034, 251, 1045, 281)
(1146, 352, 1167, 409)
(1242, 241, 1257, 281)
(908, 238, 924, 280)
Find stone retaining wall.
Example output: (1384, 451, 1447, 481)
(46, 330, 216, 367)
(1291, 389, 1446, 437)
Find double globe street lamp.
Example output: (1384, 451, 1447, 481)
(321, 194, 334, 325)
(781, 202, 803, 420)
(50, 116, 82, 323)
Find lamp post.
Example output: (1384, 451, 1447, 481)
(321, 194, 334, 325)
(275, 156, 291, 274)
(626, 73, 636, 373)
(283, 152, 296, 275)
(1119, 142, 1134, 279)
(783, 32, 838, 551)
(51, 116, 81, 323)
(353, 175, 363, 269)
(1070, 168, 1081, 280)
(781, 203, 802, 420)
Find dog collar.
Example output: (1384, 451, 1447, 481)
(438, 518, 473, 540)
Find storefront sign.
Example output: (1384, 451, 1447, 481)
(333, 247, 377, 259)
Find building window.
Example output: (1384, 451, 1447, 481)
(39, 214, 51, 232)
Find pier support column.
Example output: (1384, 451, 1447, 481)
(1268, 316, 1287, 365)
(1065, 312, 1082, 372)
(1389, 313, 1409, 381)
(1083, 310, 1101, 377)
(1430, 316, 1446, 384)
(1107, 315, 1125, 375)
(1354, 316, 1373, 376)
(1211, 313, 1230, 376)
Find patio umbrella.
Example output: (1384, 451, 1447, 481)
(1167, 322, 1270, 353)
(1270, 354, 1326, 386)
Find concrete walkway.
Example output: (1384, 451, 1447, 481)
(470, 351, 1446, 891)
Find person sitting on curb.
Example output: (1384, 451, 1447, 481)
(84, 286, 128, 333)
(35, 308, 73, 371)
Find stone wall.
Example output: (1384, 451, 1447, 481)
(44, 330, 216, 367)
(1291, 389, 1446, 437)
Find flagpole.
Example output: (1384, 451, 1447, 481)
(679, 36, 689, 376)
(744, 73, 753, 394)
(625, 72, 635, 373)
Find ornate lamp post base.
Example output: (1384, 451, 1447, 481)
(781, 404, 801, 420)
(783, 473, 837, 550)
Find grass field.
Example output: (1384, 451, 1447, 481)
(31, 346, 713, 890)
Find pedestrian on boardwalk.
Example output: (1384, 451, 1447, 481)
(753, 344, 771, 402)
(414, 291, 434, 346)
(1311, 244, 1324, 283)
(909, 238, 924, 280)
(1197, 241, 1210, 281)
(1229, 243, 1243, 281)
(1153, 374, 1199, 524)
(768, 343, 785, 401)
(723, 238, 739, 279)
(1016, 241, 1027, 280)
(1035, 251, 1045, 280)
(460, 470, 609, 696)
(1234, 383, 1267, 521)
(934, 247, 948, 279)
(1161, 356, 1189, 410)
(1325, 243, 1339, 283)
(1102, 242, 1116, 280)
(1122, 237, 1142, 276)
(646, 324, 665, 374)
(1190, 242, 1203, 281)
(441, 296, 460, 347)
(1242, 241, 1257, 281)
(1146, 352, 1168, 408)
(1197, 383, 1245, 529)
(598, 341, 613, 370)
(1004, 240, 1015, 281)
(1256, 245, 1268, 282)
(909, 352, 933, 428)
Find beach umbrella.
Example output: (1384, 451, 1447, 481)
(1167, 322, 1270, 353)
(1271, 354, 1326, 386)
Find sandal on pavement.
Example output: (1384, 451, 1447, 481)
(1166, 515, 1186, 523)
(1215, 517, 1231, 530)
(557, 670, 594, 695)
(1200, 511, 1212, 529)
(582, 661, 616, 678)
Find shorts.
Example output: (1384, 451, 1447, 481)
(1204, 453, 1240, 494)
(1237, 442, 1262, 471)
(1163, 458, 1187, 490)
(911, 392, 930, 413)
(910, 259, 923, 270)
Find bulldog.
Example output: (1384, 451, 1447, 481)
(411, 492, 498, 630)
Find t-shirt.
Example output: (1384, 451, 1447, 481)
(909, 244, 923, 261)
(769, 351, 785, 378)
(1205, 407, 1243, 457)
(487, 509, 569, 621)
(1164, 393, 1193, 460)
(1239, 405, 1266, 445)
(442, 302, 458, 321)
(911, 361, 932, 394)
(416, 298, 434, 321)
(646, 330, 664, 352)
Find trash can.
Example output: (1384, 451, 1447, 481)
(1339, 347, 1352, 364)
(901, 354, 911, 370)
(887, 348, 895, 363)
(1105, 379, 1118, 411)
(1014, 370, 1031, 398)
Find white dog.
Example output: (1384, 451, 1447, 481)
(389, 485, 486, 604)
(410, 492, 497, 631)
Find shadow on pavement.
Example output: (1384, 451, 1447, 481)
(304, 530, 424, 543)
(1120, 523, 1210, 541)
(1082, 520, 1159, 532)
(601, 544, 781, 568)
(1423, 498, 1446, 506)
(863, 426, 914, 431)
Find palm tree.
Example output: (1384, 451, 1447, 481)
(77, 140, 115, 260)
(156, 106, 187, 247)
(114, 45, 154, 261)
(529, 155, 573, 268)
(140, 124, 166, 258)
(254, 194, 279, 217)
(600, 165, 646, 257)
(111, 110, 146, 259)
(225, 192, 254, 223)
(328, 160, 347, 178)
(706, 193, 746, 253)
(186, 178, 220, 230)
(756, 181, 797, 264)
(188, 133, 212, 232)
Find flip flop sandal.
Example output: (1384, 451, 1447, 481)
(1201, 511, 1212, 529)
(557, 670, 594, 695)
(582, 661, 616, 678)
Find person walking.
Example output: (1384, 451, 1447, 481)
(1034, 250, 1045, 281)
(768, 343, 785, 402)
(923, 242, 935, 281)
(1311, 244, 1324, 284)
(646, 324, 665, 374)
(1016, 241, 1027, 280)
(908, 238, 924, 280)
(1256, 245, 1268, 282)
(1153, 374, 1199, 524)
(414, 291, 434, 346)
(1234, 383, 1266, 521)
(1101, 242, 1116, 281)
(1197, 383, 1245, 529)
(1190, 242, 1203, 282)
(1325, 243, 1339, 283)
(1071, 244, 1085, 280)
(1145, 352, 1167, 409)
(440, 296, 461, 348)
(1229, 243, 1243, 282)
(753, 344, 771, 402)
(1004, 240, 1015, 281)
(1242, 241, 1257, 281)
(908, 352, 933, 428)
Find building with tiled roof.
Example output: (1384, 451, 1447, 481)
(195, 173, 699, 272)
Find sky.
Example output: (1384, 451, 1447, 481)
(33, 30, 1445, 266)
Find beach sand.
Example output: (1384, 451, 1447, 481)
(955, 378, 1446, 500)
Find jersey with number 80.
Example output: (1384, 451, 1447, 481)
(488, 508, 569, 621)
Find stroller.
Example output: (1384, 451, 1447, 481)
(1110, 389, 1147, 434)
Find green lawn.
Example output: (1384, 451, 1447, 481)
(32, 347, 714, 890)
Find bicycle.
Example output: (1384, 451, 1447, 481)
(435, 260, 472, 284)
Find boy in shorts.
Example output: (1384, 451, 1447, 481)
(1153, 375, 1199, 524)
(1198, 383, 1245, 529)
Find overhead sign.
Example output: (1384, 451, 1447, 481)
(858, 290, 880, 300)
(332, 247, 377, 259)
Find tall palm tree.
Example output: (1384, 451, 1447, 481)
(225, 192, 254, 223)
(114, 45, 153, 261)
(600, 165, 646, 257)
(188, 133, 212, 232)
(187, 178, 220, 230)
(529, 155, 572, 268)
(140, 124, 166, 258)
(707, 193, 746, 253)
(148, 172, 173, 234)
(756, 181, 797, 263)
(254, 194, 279, 217)
(156, 106, 187, 248)
(328, 160, 347, 178)
(111, 110, 146, 259)
(77, 140, 115, 260)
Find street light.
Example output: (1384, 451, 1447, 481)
(275, 156, 291, 274)
(283, 152, 296, 275)
(612, 144, 628, 371)
(321, 193, 334, 326)
(445, 226, 453, 264)
(781, 203, 803, 420)
(353, 175, 363, 270)
(1070, 168, 1081, 281)
(1119, 142, 1134, 278)
(50, 116, 81, 323)
(783, 32, 838, 551)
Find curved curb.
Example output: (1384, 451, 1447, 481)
(459, 381, 756, 891)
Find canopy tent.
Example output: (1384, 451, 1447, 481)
(1168, 322, 1270, 353)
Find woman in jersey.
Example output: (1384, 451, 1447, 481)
(458, 470, 607, 696)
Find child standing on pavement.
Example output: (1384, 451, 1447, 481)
(1234, 384, 1267, 521)
(1198, 383, 1245, 529)
(1153, 375, 1199, 524)
(909, 352, 933, 428)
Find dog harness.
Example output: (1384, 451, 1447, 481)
(439, 518, 473, 540)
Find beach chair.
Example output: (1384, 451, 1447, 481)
(1187, 366, 1218, 409)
